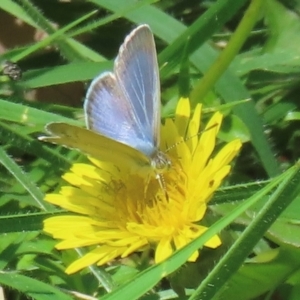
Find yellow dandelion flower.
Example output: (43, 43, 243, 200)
(43, 98, 242, 274)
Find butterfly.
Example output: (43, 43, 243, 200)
(41, 24, 171, 187)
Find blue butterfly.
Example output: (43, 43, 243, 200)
(42, 25, 171, 187)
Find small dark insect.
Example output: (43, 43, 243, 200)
(2, 60, 22, 81)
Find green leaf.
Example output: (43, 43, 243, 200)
(0, 272, 73, 300)
(192, 162, 300, 299)
(21, 61, 111, 88)
(264, 0, 300, 53)
(0, 147, 52, 211)
(219, 248, 300, 300)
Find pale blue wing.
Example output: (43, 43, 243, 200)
(84, 25, 160, 157)
(115, 25, 160, 151)
(84, 71, 154, 153)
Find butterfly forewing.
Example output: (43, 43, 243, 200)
(85, 25, 160, 157)
(116, 25, 160, 151)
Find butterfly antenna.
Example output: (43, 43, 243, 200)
(165, 123, 219, 153)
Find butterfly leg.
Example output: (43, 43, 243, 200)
(156, 173, 169, 201)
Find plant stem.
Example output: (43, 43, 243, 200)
(191, 0, 264, 104)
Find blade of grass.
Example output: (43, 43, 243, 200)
(0, 99, 81, 127)
(190, 162, 300, 300)
(0, 121, 71, 168)
(0, 146, 52, 211)
(21, 61, 111, 88)
(158, 0, 248, 78)
(0, 0, 38, 27)
(17, 0, 89, 61)
(187, 0, 279, 176)
(0, 272, 73, 300)
(70, 0, 157, 37)
(190, 0, 264, 104)
(11, 10, 97, 63)
(0, 1, 103, 62)
(0, 211, 58, 233)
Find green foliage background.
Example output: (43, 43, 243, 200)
(1, 0, 300, 299)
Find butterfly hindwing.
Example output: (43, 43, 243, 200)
(41, 122, 149, 168)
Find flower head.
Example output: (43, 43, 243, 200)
(44, 98, 242, 274)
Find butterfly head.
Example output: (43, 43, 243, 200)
(151, 150, 171, 174)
